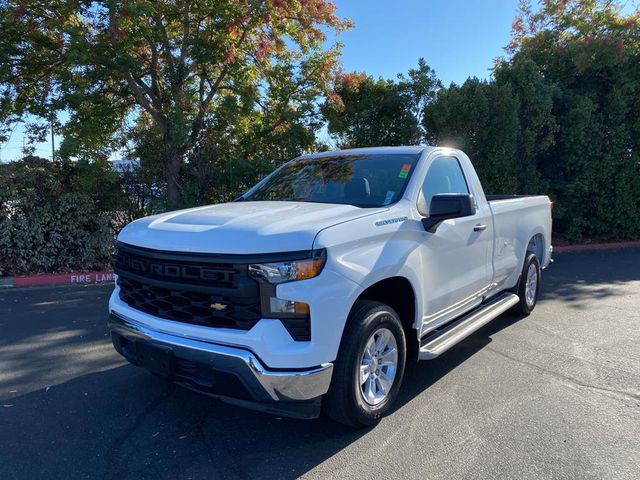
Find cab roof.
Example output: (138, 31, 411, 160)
(299, 145, 437, 159)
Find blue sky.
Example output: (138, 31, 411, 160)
(331, 0, 519, 86)
(0, 0, 521, 162)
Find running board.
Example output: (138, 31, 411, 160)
(418, 293, 519, 360)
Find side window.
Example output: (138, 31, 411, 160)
(421, 156, 469, 208)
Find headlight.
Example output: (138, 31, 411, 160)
(248, 250, 326, 285)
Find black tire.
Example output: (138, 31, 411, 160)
(323, 300, 406, 428)
(514, 252, 541, 315)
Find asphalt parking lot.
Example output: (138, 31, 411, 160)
(1, 249, 639, 480)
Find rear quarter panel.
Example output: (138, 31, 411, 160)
(490, 196, 552, 290)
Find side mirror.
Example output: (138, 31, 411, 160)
(421, 193, 476, 232)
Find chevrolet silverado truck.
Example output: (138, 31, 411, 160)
(108, 146, 552, 427)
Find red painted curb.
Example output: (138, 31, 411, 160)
(554, 241, 640, 253)
(12, 271, 116, 288)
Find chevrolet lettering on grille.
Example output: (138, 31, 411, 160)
(119, 254, 232, 283)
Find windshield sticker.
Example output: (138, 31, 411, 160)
(383, 191, 395, 205)
(375, 216, 407, 227)
(398, 164, 411, 179)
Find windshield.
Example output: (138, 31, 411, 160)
(242, 153, 420, 208)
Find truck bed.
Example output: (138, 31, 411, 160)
(486, 194, 544, 202)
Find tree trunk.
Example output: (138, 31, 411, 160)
(164, 145, 182, 209)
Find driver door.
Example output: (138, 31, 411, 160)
(418, 156, 494, 331)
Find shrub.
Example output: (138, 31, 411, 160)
(0, 157, 121, 276)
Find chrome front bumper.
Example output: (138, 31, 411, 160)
(108, 312, 333, 405)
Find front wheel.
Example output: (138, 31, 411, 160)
(323, 301, 406, 428)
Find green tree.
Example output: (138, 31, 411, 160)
(426, 0, 639, 240)
(424, 78, 520, 194)
(127, 48, 330, 206)
(322, 58, 440, 148)
(397, 58, 441, 139)
(0, 0, 349, 207)
(493, 58, 557, 194)
(510, 0, 640, 239)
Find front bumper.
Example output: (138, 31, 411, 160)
(108, 312, 333, 417)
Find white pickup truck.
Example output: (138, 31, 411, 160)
(109, 146, 552, 427)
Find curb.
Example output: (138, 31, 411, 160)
(554, 241, 640, 253)
(1, 271, 115, 288)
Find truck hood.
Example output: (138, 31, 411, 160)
(118, 201, 383, 254)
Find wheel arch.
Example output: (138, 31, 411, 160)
(513, 232, 545, 293)
(516, 229, 546, 275)
(526, 232, 545, 263)
(353, 276, 419, 361)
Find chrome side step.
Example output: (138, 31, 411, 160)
(418, 293, 519, 360)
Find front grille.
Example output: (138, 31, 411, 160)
(114, 243, 262, 330)
(114, 242, 312, 341)
(116, 276, 262, 329)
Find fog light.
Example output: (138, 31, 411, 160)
(269, 298, 310, 316)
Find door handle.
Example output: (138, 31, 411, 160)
(474, 224, 487, 232)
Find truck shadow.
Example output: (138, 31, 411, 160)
(1, 314, 525, 480)
(394, 311, 523, 411)
(538, 249, 640, 305)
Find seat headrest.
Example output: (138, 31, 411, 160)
(344, 177, 371, 198)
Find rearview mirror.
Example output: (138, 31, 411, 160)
(421, 193, 476, 232)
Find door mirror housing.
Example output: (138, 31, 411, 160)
(421, 193, 476, 232)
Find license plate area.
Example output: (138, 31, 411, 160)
(136, 341, 174, 377)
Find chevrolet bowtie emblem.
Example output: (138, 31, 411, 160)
(210, 303, 228, 311)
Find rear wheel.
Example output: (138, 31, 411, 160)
(515, 252, 540, 315)
(323, 301, 406, 428)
